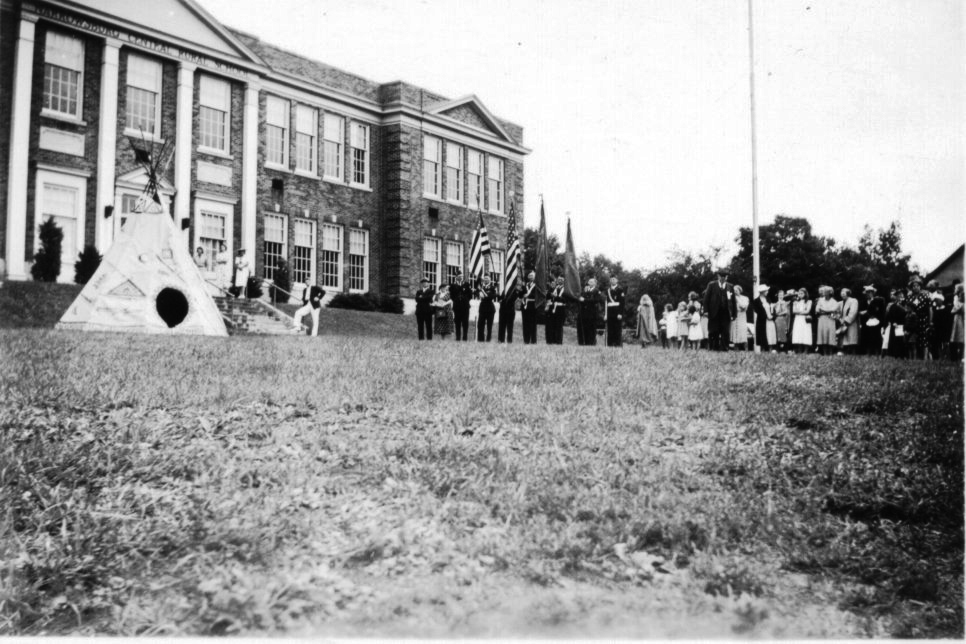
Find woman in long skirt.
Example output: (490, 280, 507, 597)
(636, 294, 659, 347)
(433, 286, 454, 339)
(730, 285, 750, 349)
(790, 288, 813, 353)
(774, 290, 790, 351)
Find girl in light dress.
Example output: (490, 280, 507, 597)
(660, 303, 675, 349)
(790, 287, 813, 353)
(731, 285, 750, 350)
(687, 304, 703, 350)
(687, 291, 706, 349)
(814, 285, 841, 355)
(676, 301, 690, 349)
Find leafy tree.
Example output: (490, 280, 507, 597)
(31, 217, 63, 282)
(735, 215, 839, 294)
(522, 228, 562, 278)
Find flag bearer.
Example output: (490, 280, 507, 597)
(521, 271, 538, 344)
(604, 276, 625, 347)
(545, 276, 567, 344)
(477, 274, 498, 342)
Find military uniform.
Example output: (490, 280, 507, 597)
(477, 281, 497, 342)
(545, 284, 567, 344)
(498, 284, 519, 343)
(577, 288, 601, 346)
(415, 283, 435, 340)
(449, 279, 474, 341)
(520, 281, 538, 344)
(604, 285, 625, 347)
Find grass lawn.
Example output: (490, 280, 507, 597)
(0, 323, 962, 637)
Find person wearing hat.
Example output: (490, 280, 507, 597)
(603, 275, 625, 347)
(476, 274, 498, 342)
(859, 285, 886, 356)
(497, 274, 520, 344)
(905, 275, 932, 359)
(926, 279, 949, 360)
(752, 284, 777, 352)
(520, 271, 539, 344)
(448, 271, 474, 341)
(545, 275, 567, 345)
(232, 248, 250, 298)
(814, 285, 841, 355)
(415, 278, 435, 340)
(702, 267, 737, 351)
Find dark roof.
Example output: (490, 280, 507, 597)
(925, 243, 964, 283)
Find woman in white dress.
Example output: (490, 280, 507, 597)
(233, 248, 251, 298)
(730, 285, 750, 349)
(212, 241, 231, 292)
(790, 287, 813, 353)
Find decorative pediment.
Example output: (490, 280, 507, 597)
(428, 95, 516, 144)
(60, 0, 264, 67)
(115, 168, 175, 194)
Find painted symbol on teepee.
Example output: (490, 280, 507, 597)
(108, 280, 146, 299)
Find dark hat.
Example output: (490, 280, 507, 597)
(716, 267, 730, 276)
(419, 278, 429, 284)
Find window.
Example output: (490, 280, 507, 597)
(199, 75, 230, 153)
(43, 31, 84, 119)
(350, 122, 369, 187)
(320, 224, 343, 289)
(445, 142, 463, 203)
(349, 229, 369, 292)
(199, 211, 227, 263)
(490, 249, 505, 291)
(422, 237, 441, 290)
(35, 170, 86, 283)
(322, 113, 344, 180)
(292, 218, 316, 285)
(467, 150, 483, 208)
(263, 213, 287, 280)
(487, 157, 504, 214)
(445, 241, 463, 285)
(295, 105, 318, 174)
(265, 95, 289, 168)
(125, 54, 162, 137)
(423, 135, 441, 198)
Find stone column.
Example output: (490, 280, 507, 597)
(241, 79, 260, 256)
(95, 38, 121, 251)
(5, 17, 37, 280)
(174, 62, 196, 234)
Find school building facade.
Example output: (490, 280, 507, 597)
(0, 0, 528, 300)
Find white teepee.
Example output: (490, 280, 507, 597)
(57, 194, 228, 336)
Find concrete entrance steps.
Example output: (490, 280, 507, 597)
(212, 296, 304, 335)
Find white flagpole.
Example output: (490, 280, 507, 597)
(747, 0, 762, 353)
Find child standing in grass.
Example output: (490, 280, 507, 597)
(687, 304, 703, 350)
(660, 303, 674, 349)
(676, 301, 689, 349)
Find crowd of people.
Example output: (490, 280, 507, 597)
(192, 243, 251, 298)
(635, 269, 964, 361)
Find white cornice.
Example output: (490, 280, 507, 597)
(385, 111, 530, 160)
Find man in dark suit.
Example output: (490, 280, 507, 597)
(520, 271, 538, 344)
(476, 274, 497, 342)
(603, 276, 625, 347)
(449, 271, 473, 341)
(498, 279, 519, 343)
(414, 278, 434, 340)
(752, 284, 774, 352)
(545, 276, 567, 344)
(703, 268, 737, 351)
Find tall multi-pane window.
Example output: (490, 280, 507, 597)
(295, 105, 317, 174)
(292, 218, 316, 285)
(350, 123, 369, 187)
(125, 54, 162, 137)
(445, 242, 463, 285)
(43, 32, 84, 119)
(263, 214, 286, 280)
(348, 229, 369, 292)
(422, 238, 441, 289)
(199, 211, 227, 261)
(489, 249, 505, 292)
(199, 75, 230, 153)
(445, 142, 463, 203)
(423, 135, 441, 198)
(320, 224, 343, 289)
(322, 113, 344, 181)
(265, 96, 288, 167)
(467, 150, 484, 207)
(487, 157, 504, 214)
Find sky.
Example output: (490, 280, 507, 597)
(199, 0, 963, 274)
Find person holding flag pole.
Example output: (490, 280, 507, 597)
(498, 200, 522, 343)
(469, 198, 496, 341)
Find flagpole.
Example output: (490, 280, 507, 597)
(747, 0, 760, 294)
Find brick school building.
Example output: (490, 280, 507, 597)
(0, 0, 528, 303)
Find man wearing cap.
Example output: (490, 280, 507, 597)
(703, 268, 737, 351)
(449, 272, 474, 342)
(415, 278, 435, 340)
(602, 276, 625, 347)
(545, 276, 567, 344)
(859, 285, 886, 356)
(497, 278, 520, 343)
(752, 284, 776, 352)
(520, 271, 539, 344)
(476, 274, 498, 342)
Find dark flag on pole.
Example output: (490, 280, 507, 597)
(534, 199, 549, 311)
(469, 211, 491, 281)
(503, 201, 521, 297)
(563, 217, 581, 300)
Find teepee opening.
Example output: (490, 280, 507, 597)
(156, 287, 189, 328)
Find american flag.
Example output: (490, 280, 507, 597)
(469, 211, 491, 280)
(503, 201, 521, 297)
